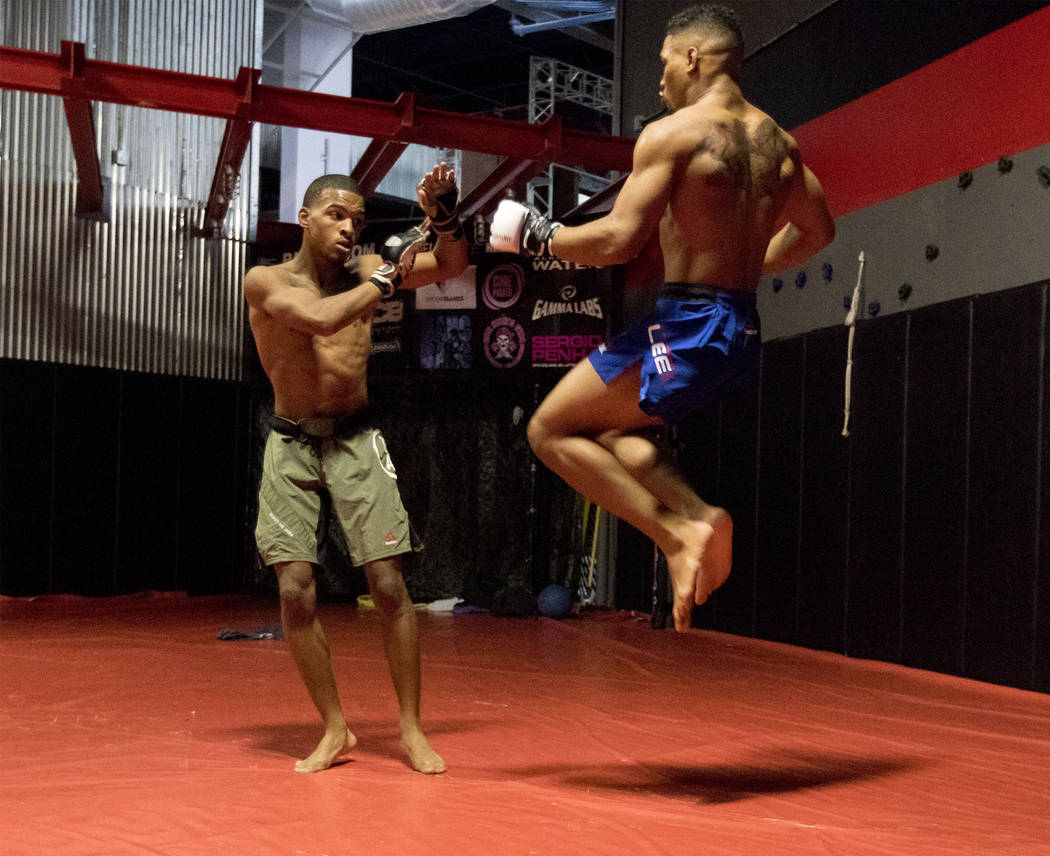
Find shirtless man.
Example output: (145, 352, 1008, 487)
(245, 163, 467, 773)
(490, 4, 834, 632)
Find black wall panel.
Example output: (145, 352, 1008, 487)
(701, 281, 1045, 692)
(1037, 286, 1050, 695)
(966, 287, 1042, 688)
(797, 326, 850, 654)
(0, 360, 55, 595)
(844, 315, 906, 662)
(50, 365, 121, 596)
(900, 301, 971, 676)
(116, 373, 181, 593)
(676, 400, 722, 629)
(755, 338, 804, 644)
(708, 383, 760, 636)
(175, 380, 249, 595)
(0, 359, 254, 598)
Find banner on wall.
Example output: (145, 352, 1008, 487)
(415, 265, 477, 310)
(474, 253, 611, 371)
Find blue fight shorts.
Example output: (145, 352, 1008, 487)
(588, 283, 761, 425)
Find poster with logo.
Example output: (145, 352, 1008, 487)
(419, 314, 472, 370)
(474, 253, 612, 372)
(414, 265, 477, 310)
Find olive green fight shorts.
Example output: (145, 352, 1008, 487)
(255, 415, 422, 568)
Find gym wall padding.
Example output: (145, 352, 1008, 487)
(788, 5, 1050, 220)
(0, 359, 254, 597)
(637, 277, 1050, 694)
(796, 325, 850, 656)
(754, 337, 804, 645)
(755, 5, 1050, 342)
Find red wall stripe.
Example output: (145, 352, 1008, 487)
(791, 6, 1050, 218)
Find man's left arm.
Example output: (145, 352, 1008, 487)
(402, 162, 468, 289)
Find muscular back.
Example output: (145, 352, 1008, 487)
(659, 101, 796, 290)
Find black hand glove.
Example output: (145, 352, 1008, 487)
(368, 226, 427, 298)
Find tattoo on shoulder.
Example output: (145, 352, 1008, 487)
(749, 119, 789, 193)
(694, 120, 749, 183)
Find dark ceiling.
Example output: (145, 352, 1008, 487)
(347, 0, 1048, 133)
(350, 4, 614, 121)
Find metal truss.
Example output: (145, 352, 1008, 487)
(527, 56, 617, 218)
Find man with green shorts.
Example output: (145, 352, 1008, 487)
(244, 163, 467, 774)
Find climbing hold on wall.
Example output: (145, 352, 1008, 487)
(868, 301, 881, 317)
(957, 171, 973, 189)
(1038, 166, 1050, 188)
(822, 262, 833, 282)
(925, 244, 939, 261)
(898, 283, 912, 301)
(998, 157, 1013, 174)
(772, 277, 783, 292)
(795, 271, 807, 289)
(843, 295, 852, 311)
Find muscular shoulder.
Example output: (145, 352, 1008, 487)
(245, 261, 290, 300)
(243, 262, 324, 311)
(637, 110, 705, 158)
(646, 107, 752, 166)
(747, 108, 797, 159)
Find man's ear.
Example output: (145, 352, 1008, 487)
(297, 207, 309, 229)
(686, 46, 700, 71)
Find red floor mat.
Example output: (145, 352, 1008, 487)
(2, 593, 1049, 855)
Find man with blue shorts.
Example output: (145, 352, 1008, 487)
(490, 4, 835, 632)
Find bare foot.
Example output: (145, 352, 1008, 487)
(695, 508, 733, 606)
(664, 508, 733, 632)
(401, 729, 446, 774)
(664, 519, 712, 633)
(294, 725, 357, 773)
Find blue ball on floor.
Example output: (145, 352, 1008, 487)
(537, 584, 573, 619)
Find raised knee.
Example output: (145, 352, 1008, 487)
(527, 413, 553, 460)
(598, 429, 661, 472)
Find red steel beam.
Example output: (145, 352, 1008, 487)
(198, 117, 254, 236)
(0, 42, 634, 174)
(351, 138, 410, 197)
(459, 157, 548, 219)
(564, 173, 627, 219)
(197, 67, 260, 237)
(63, 97, 105, 217)
(58, 42, 105, 218)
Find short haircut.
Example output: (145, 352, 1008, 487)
(302, 174, 361, 208)
(665, 4, 743, 50)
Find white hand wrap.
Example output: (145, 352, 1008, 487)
(489, 199, 562, 258)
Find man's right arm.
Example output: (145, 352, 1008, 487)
(490, 120, 675, 267)
(243, 266, 381, 336)
(763, 158, 836, 275)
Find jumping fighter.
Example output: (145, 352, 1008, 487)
(490, 4, 835, 632)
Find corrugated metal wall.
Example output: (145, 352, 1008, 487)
(0, 0, 261, 379)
